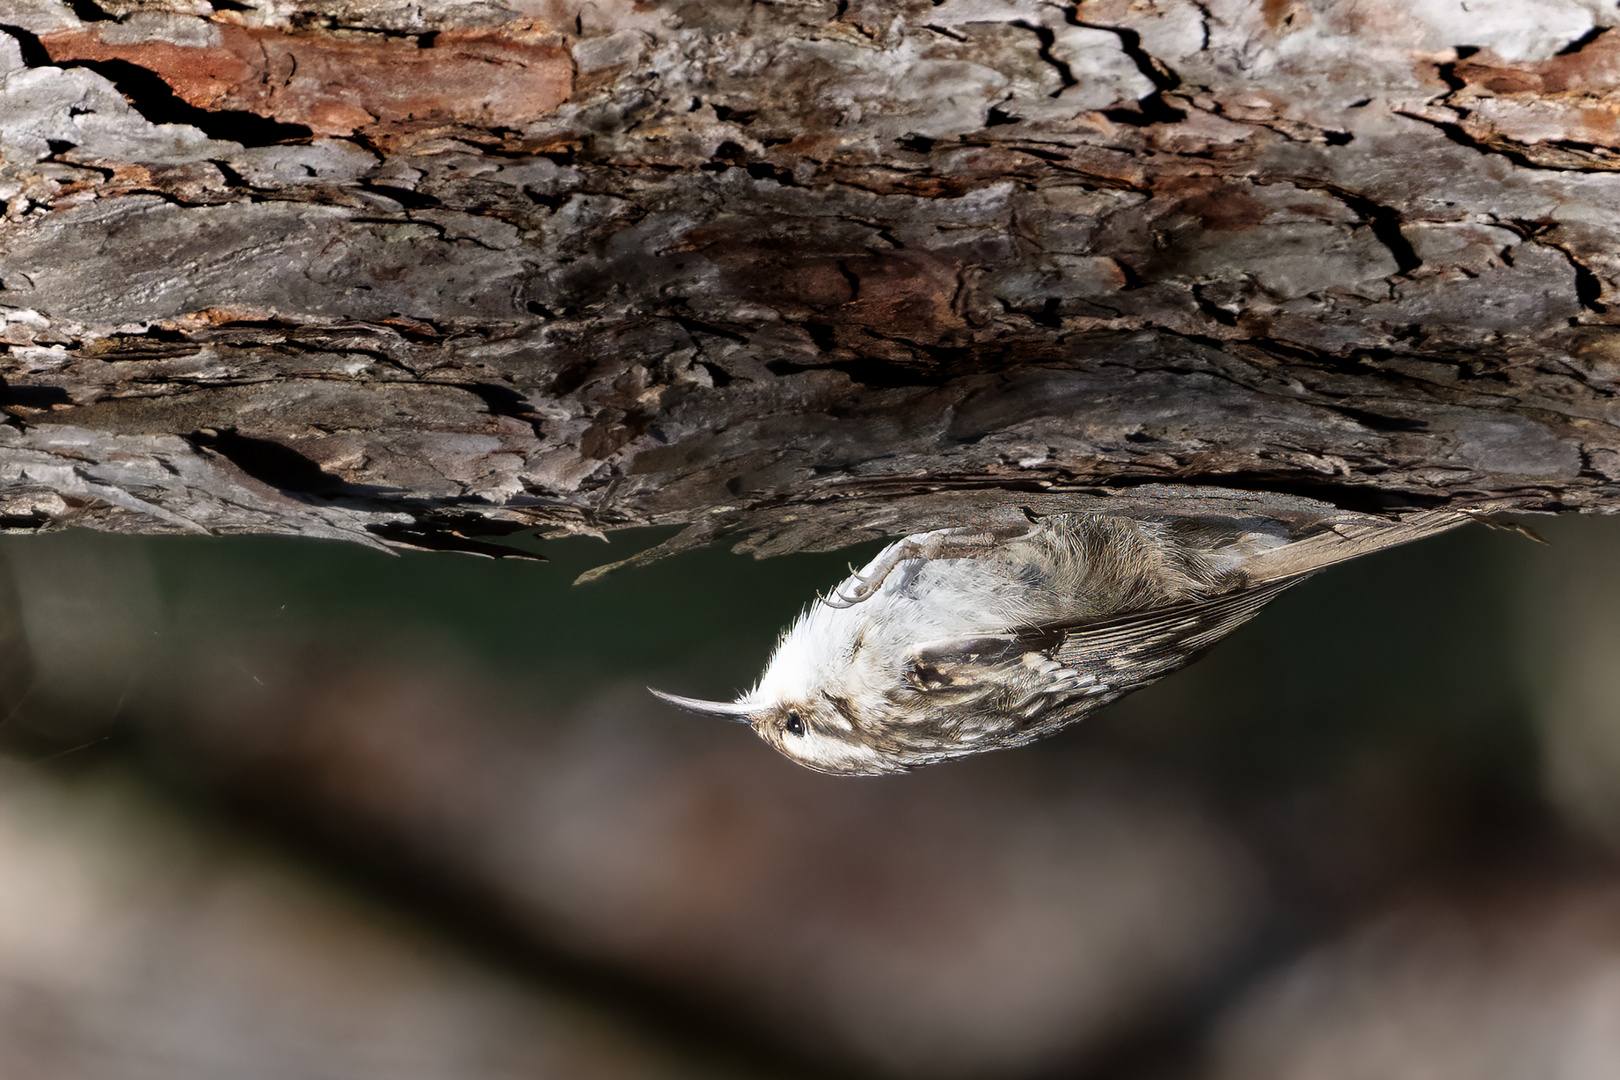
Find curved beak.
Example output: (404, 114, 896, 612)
(648, 687, 758, 723)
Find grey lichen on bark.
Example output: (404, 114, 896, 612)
(2, 0, 1619, 561)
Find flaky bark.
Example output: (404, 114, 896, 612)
(3, 0, 1620, 559)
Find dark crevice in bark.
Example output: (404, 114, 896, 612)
(1489, 219, 1611, 313)
(1299, 183, 1424, 275)
(1322, 405, 1431, 434)
(1147, 471, 1447, 512)
(1520, 137, 1620, 162)
(710, 103, 757, 125)
(1397, 110, 1588, 173)
(1556, 25, 1608, 55)
(1068, 13, 1181, 92)
(834, 260, 862, 300)
(1011, 21, 1079, 96)
(361, 182, 443, 210)
(207, 158, 255, 190)
(1575, 272, 1608, 313)
(695, 360, 734, 386)
(0, 508, 56, 529)
(66, 0, 115, 22)
(1557, 248, 1609, 313)
(186, 429, 375, 499)
(1069, 12, 1188, 125)
(702, 140, 747, 171)
(1433, 61, 1468, 94)
(0, 24, 52, 67)
(52, 58, 315, 146)
(0, 380, 71, 410)
(365, 519, 543, 559)
(1100, 99, 1189, 127)
(522, 184, 572, 210)
(1035, 464, 1424, 514)
(743, 159, 799, 186)
(1191, 285, 1239, 327)
(458, 382, 539, 422)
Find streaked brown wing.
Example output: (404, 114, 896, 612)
(1050, 577, 1304, 690)
(903, 577, 1305, 708)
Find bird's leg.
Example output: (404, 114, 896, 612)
(824, 528, 1017, 608)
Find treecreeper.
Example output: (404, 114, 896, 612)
(652, 492, 1476, 775)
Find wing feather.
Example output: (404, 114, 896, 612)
(901, 576, 1304, 722)
(1050, 578, 1302, 689)
(1240, 510, 1469, 583)
(919, 509, 1467, 694)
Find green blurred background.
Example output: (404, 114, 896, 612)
(1, 515, 1616, 1079)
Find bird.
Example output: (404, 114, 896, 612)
(652, 501, 1474, 775)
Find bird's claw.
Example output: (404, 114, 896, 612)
(819, 527, 1019, 610)
(823, 575, 880, 608)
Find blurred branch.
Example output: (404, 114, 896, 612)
(3, 3, 1619, 558)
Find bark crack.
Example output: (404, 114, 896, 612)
(53, 54, 314, 147)
(1495, 219, 1610, 314)
(1396, 109, 1620, 175)
(1555, 25, 1609, 56)
(1010, 20, 1078, 98)
(0, 23, 52, 66)
(1285, 180, 1423, 276)
(1066, 11, 1187, 125)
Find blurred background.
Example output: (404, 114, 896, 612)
(1, 512, 1618, 1079)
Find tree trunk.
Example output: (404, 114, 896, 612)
(2, 0, 1618, 561)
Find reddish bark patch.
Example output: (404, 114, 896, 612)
(1261, 0, 1307, 32)
(1453, 31, 1620, 95)
(1442, 35, 1620, 161)
(1156, 178, 1273, 232)
(692, 232, 857, 315)
(840, 250, 969, 339)
(41, 23, 574, 137)
(699, 231, 968, 340)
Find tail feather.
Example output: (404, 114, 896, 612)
(1241, 510, 1473, 584)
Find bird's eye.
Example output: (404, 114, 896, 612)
(784, 711, 805, 737)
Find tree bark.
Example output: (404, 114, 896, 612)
(2, 0, 1619, 561)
